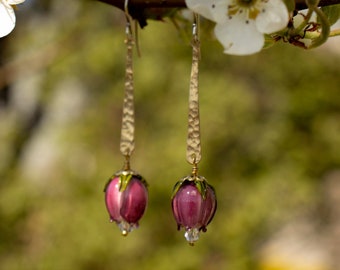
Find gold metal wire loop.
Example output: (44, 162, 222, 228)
(186, 13, 202, 166)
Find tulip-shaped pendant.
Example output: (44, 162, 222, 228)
(104, 14, 148, 236)
(171, 14, 217, 245)
(105, 170, 148, 235)
(172, 174, 217, 245)
(172, 14, 217, 245)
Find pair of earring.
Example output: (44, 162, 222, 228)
(104, 12, 217, 245)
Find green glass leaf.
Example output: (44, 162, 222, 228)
(320, 4, 340, 26)
(139, 176, 148, 189)
(103, 177, 113, 192)
(194, 180, 207, 200)
(171, 179, 185, 199)
(119, 173, 132, 192)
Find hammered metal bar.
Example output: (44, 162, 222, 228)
(120, 24, 135, 157)
(186, 20, 201, 165)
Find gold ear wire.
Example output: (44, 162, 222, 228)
(124, 0, 132, 35)
(192, 13, 200, 42)
(124, 0, 141, 57)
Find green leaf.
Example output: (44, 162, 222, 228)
(320, 4, 340, 26)
(283, 0, 295, 12)
(263, 34, 278, 50)
(171, 179, 185, 199)
(119, 173, 132, 192)
(139, 175, 148, 189)
(103, 177, 112, 192)
(310, 6, 331, 48)
(195, 180, 207, 200)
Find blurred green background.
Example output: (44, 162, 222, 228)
(1, 1, 340, 270)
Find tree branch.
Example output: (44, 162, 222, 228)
(96, 0, 340, 11)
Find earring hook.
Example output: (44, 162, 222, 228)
(124, 0, 133, 36)
(192, 13, 200, 41)
(124, 0, 141, 57)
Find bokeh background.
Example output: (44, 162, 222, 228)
(0, 1, 340, 269)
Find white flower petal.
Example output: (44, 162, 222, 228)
(256, 0, 289, 34)
(0, 2, 16, 38)
(292, 13, 305, 28)
(214, 17, 264, 55)
(185, 0, 230, 23)
(8, 0, 26, 5)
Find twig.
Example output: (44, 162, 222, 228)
(96, 0, 340, 11)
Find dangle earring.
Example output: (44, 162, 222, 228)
(104, 4, 148, 236)
(171, 14, 217, 245)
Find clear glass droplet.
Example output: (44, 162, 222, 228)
(184, 228, 200, 245)
(117, 220, 138, 236)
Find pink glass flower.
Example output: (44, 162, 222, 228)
(104, 171, 148, 236)
(171, 176, 217, 245)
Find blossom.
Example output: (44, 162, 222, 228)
(104, 171, 148, 236)
(185, 0, 289, 55)
(171, 176, 217, 245)
(0, 0, 25, 38)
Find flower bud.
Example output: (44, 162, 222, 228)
(171, 177, 217, 245)
(104, 172, 148, 236)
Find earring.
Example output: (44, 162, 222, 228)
(104, 2, 148, 236)
(171, 14, 217, 245)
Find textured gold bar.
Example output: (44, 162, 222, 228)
(186, 36, 201, 165)
(120, 30, 135, 157)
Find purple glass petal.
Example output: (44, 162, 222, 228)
(172, 182, 203, 229)
(120, 177, 148, 224)
(200, 184, 217, 231)
(104, 177, 123, 222)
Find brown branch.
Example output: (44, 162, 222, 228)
(97, 0, 186, 9)
(96, 0, 340, 11)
